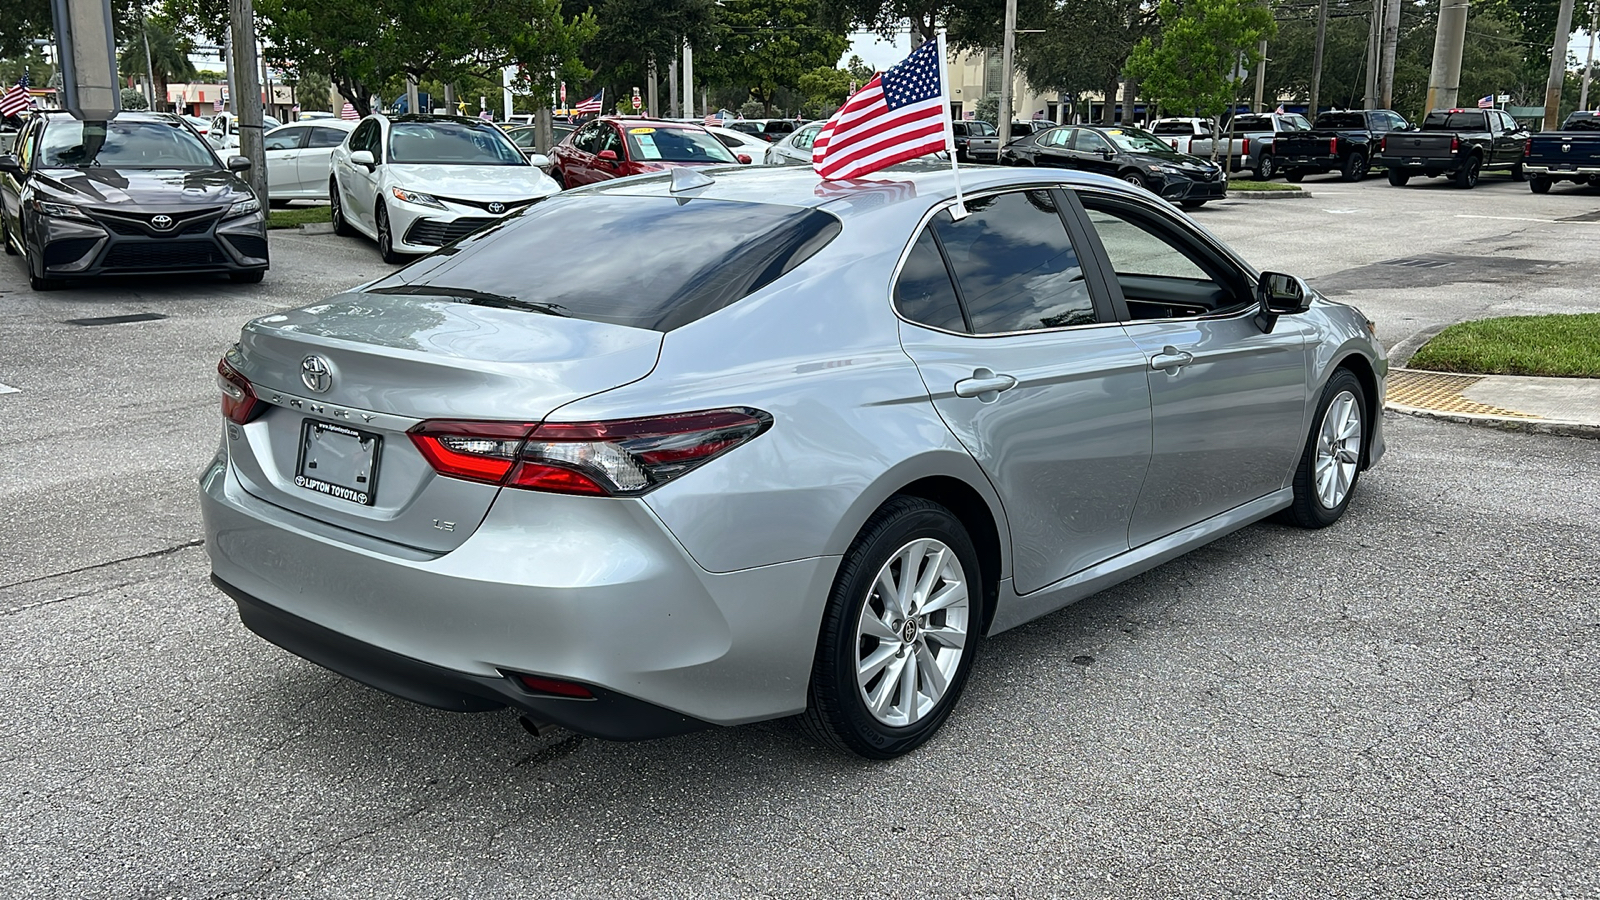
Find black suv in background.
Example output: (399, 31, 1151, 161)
(0, 111, 267, 290)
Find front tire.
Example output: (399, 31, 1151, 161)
(375, 201, 407, 264)
(1387, 168, 1411, 186)
(1282, 369, 1367, 529)
(329, 179, 355, 236)
(1530, 175, 1552, 194)
(1454, 157, 1481, 188)
(1121, 171, 1147, 190)
(799, 497, 983, 759)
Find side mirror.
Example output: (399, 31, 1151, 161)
(525, 152, 551, 170)
(1255, 271, 1313, 332)
(1101, 147, 1116, 159)
(227, 155, 251, 172)
(736, 153, 752, 164)
(0, 154, 21, 177)
(597, 149, 619, 162)
(349, 149, 376, 168)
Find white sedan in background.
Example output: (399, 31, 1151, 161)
(263, 119, 358, 204)
(330, 114, 561, 263)
(704, 125, 772, 164)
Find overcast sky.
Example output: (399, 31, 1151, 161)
(843, 30, 909, 73)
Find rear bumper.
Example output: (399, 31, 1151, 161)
(199, 453, 838, 732)
(1523, 164, 1600, 176)
(1284, 154, 1339, 171)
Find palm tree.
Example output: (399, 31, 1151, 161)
(119, 11, 197, 111)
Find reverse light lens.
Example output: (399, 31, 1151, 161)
(30, 199, 89, 221)
(227, 197, 261, 218)
(391, 187, 446, 209)
(217, 355, 262, 424)
(407, 408, 772, 496)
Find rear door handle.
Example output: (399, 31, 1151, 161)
(1150, 346, 1194, 372)
(954, 368, 1018, 400)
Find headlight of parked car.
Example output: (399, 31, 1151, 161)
(1146, 164, 1168, 173)
(226, 197, 261, 218)
(29, 198, 90, 221)
(391, 187, 446, 209)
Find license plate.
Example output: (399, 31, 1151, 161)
(295, 420, 381, 505)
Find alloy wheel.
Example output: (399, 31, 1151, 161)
(1314, 390, 1362, 509)
(854, 537, 970, 728)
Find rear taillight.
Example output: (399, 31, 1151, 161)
(1524, 139, 1532, 156)
(408, 407, 772, 497)
(1329, 137, 1338, 155)
(1451, 136, 1460, 152)
(217, 356, 262, 425)
(1242, 137, 1250, 156)
(1380, 136, 1388, 153)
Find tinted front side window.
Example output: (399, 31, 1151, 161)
(932, 190, 1095, 334)
(366, 196, 842, 332)
(894, 229, 966, 332)
(1073, 130, 1111, 153)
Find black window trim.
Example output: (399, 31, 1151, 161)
(887, 184, 1121, 339)
(1068, 185, 1259, 325)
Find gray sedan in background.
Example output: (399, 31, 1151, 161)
(200, 164, 1385, 758)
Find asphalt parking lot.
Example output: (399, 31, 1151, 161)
(3, 173, 1599, 898)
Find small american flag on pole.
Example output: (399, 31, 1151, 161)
(1, 71, 33, 119)
(573, 90, 604, 115)
(812, 39, 949, 181)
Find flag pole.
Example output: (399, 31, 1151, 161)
(937, 31, 969, 220)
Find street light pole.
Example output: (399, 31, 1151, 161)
(682, 39, 695, 119)
(1310, 0, 1329, 114)
(227, 0, 265, 200)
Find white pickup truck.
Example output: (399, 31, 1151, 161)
(1149, 117, 1215, 155)
(1184, 112, 1313, 180)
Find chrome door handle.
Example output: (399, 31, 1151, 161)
(954, 369, 1018, 400)
(1149, 346, 1194, 372)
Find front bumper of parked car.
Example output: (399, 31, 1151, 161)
(29, 203, 268, 278)
(1153, 169, 1228, 201)
(199, 451, 837, 739)
(388, 194, 548, 253)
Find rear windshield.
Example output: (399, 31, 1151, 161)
(364, 194, 842, 332)
(1423, 112, 1488, 131)
(1562, 113, 1600, 130)
(1151, 120, 1200, 134)
(1314, 112, 1366, 129)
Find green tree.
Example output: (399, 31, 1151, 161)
(698, 0, 850, 115)
(795, 54, 874, 115)
(120, 13, 197, 111)
(823, 0, 957, 44)
(1126, 0, 1275, 129)
(120, 86, 149, 109)
(565, 0, 719, 97)
(286, 68, 332, 112)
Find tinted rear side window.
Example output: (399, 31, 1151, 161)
(931, 190, 1096, 334)
(367, 195, 842, 332)
(894, 229, 966, 332)
(1315, 113, 1366, 129)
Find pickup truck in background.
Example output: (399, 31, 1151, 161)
(950, 120, 996, 162)
(1381, 108, 1529, 188)
(1187, 112, 1313, 179)
(966, 120, 1055, 163)
(1521, 110, 1600, 193)
(1149, 117, 1215, 155)
(1276, 109, 1412, 182)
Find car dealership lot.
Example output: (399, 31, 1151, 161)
(3, 176, 1599, 897)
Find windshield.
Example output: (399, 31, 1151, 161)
(387, 121, 526, 165)
(366, 195, 840, 332)
(39, 118, 219, 168)
(623, 126, 738, 164)
(1103, 127, 1186, 158)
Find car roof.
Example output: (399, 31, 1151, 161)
(595, 116, 711, 130)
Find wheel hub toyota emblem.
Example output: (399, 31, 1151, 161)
(300, 355, 333, 393)
(487, 202, 505, 214)
(150, 214, 175, 231)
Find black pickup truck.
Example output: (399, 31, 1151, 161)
(1522, 111, 1600, 193)
(1381, 108, 1529, 188)
(1277, 109, 1412, 182)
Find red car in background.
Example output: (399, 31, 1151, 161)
(548, 117, 743, 188)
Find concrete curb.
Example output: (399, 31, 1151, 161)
(1387, 324, 1450, 368)
(1227, 190, 1311, 200)
(1385, 402, 1600, 440)
(299, 222, 335, 235)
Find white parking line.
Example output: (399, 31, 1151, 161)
(1454, 214, 1600, 224)
(0, 383, 18, 395)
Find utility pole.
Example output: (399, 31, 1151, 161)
(1310, 0, 1329, 114)
(1253, 38, 1267, 112)
(1545, 0, 1577, 128)
(227, 0, 265, 199)
(1425, 0, 1470, 113)
(997, 0, 1017, 149)
(669, 58, 680, 118)
(1381, 0, 1402, 108)
(682, 39, 695, 119)
(647, 62, 658, 117)
(1581, 0, 1598, 111)
(405, 73, 418, 116)
(1364, 0, 1381, 108)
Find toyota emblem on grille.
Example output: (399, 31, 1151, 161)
(487, 202, 505, 214)
(150, 214, 175, 231)
(301, 356, 333, 393)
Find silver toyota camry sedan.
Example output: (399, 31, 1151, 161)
(201, 163, 1385, 758)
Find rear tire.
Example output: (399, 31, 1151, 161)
(1454, 157, 1481, 188)
(1253, 154, 1276, 180)
(329, 179, 355, 236)
(798, 496, 984, 759)
(1387, 168, 1411, 186)
(1340, 151, 1368, 182)
(1281, 369, 1367, 529)
(1284, 169, 1306, 183)
(1530, 175, 1552, 194)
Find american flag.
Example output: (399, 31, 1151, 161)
(1477, 95, 1495, 108)
(1, 71, 32, 119)
(813, 40, 947, 181)
(340, 102, 359, 120)
(573, 91, 604, 115)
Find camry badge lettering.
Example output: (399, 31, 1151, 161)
(150, 214, 175, 230)
(300, 356, 333, 393)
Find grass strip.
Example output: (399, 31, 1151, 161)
(1407, 313, 1600, 378)
(1226, 179, 1301, 191)
(267, 206, 333, 230)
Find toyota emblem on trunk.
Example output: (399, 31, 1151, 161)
(487, 202, 505, 214)
(301, 356, 333, 393)
(150, 214, 175, 230)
